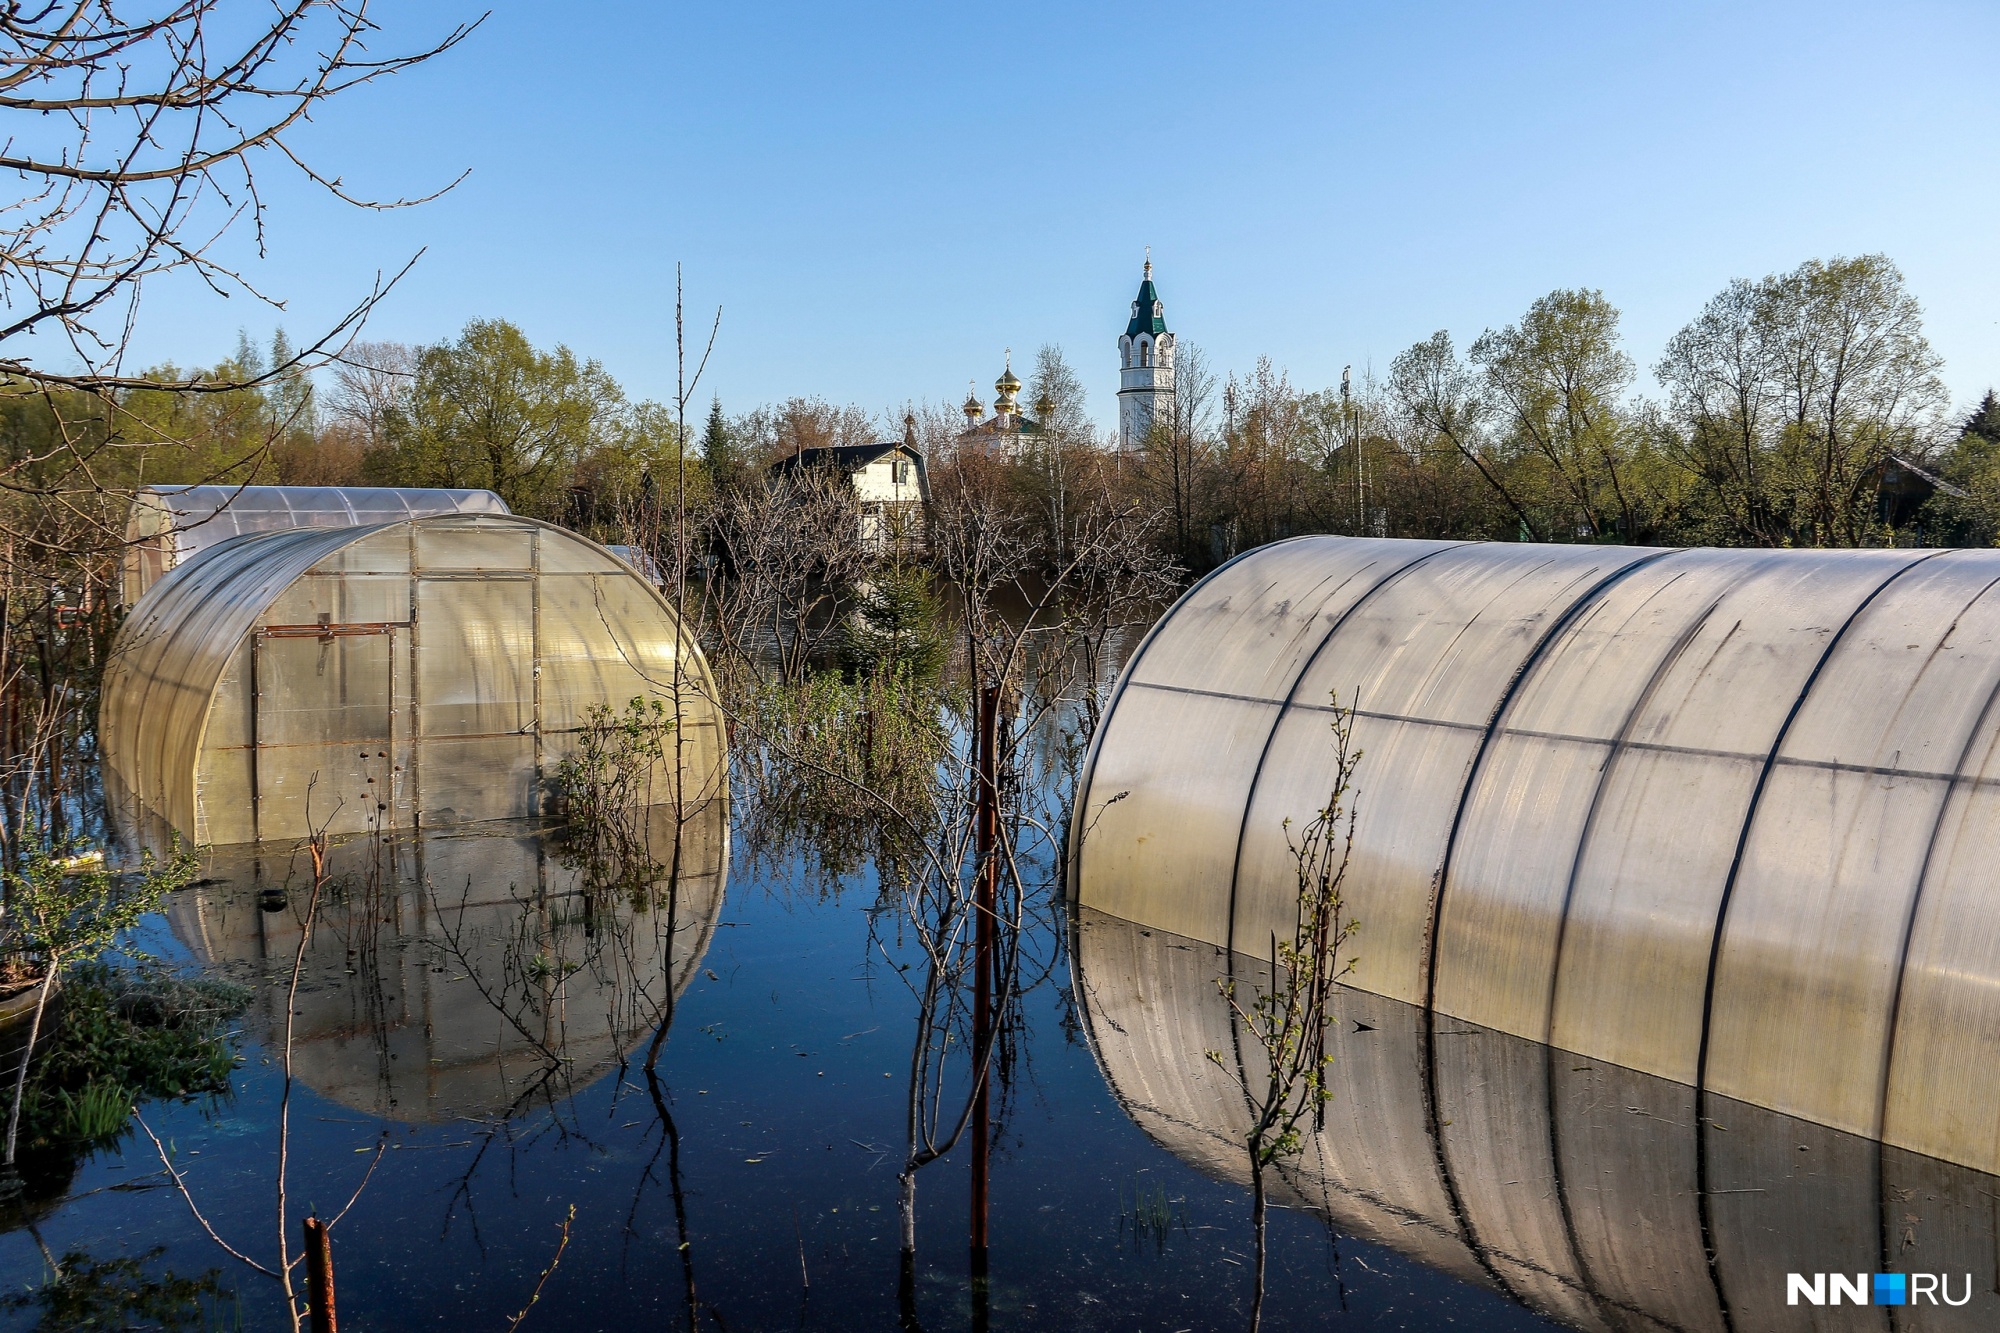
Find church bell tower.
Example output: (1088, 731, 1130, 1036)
(1117, 255, 1174, 453)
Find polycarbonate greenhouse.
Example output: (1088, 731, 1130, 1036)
(1072, 535, 2000, 1173)
(121, 484, 509, 605)
(102, 513, 725, 848)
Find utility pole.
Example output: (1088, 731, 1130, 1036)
(1341, 366, 1358, 531)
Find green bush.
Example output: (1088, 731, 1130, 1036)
(12, 963, 248, 1157)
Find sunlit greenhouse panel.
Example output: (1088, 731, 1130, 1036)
(1074, 535, 2000, 1177)
(100, 513, 726, 848)
(119, 484, 511, 606)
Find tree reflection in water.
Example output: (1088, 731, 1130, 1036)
(162, 803, 727, 1322)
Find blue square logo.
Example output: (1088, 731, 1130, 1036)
(1874, 1273, 1907, 1305)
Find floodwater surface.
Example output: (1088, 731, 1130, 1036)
(0, 814, 1559, 1330)
(5, 732, 1997, 1329)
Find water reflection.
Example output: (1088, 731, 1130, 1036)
(164, 810, 726, 1122)
(1075, 906, 2000, 1331)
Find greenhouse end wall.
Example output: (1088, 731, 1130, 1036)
(1071, 534, 2000, 1175)
(102, 514, 724, 849)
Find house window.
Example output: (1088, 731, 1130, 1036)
(893, 460, 910, 484)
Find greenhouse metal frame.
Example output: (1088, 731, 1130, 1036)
(1072, 535, 2000, 1173)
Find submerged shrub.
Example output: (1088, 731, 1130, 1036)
(555, 697, 678, 833)
(13, 962, 248, 1158)
(734, 667, 956, 883)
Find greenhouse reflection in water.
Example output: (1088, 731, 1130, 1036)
(1075, 906, 2000, 1332)
(162, 807, 725, 1121)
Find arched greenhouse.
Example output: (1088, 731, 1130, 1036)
(1072, 535, 2000, 1174)
(121, 484, 509, 605)
(102, 513, 725, 848)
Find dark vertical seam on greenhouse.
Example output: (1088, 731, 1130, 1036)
(1532, 559, 1710, 1330)
(1421, 548, 1677, 1017)
(1543, 575, 1716, 1049)
(1219, 544, 1465, 960)
(1415, 548, 1676, 1309)
(1692, 548, 1947, 1333)
(1874, 561, 2000, 1296)
(1693, 548, 1950, 1091)
(1061, 535, 1308, 902)
(1543, 578, 1740, 1333)
(1207, 543, 1466, 1215)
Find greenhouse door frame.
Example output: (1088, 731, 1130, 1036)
(249, 618, 406, 845)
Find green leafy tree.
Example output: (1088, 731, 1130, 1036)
(367, 319, 626, 518)
(1391, 330, 1539, 540)
(1472, 288, 1642, 541)
(3, 845, 198, 1169)
(1657, 254, 1948, 546)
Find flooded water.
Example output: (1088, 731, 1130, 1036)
(0, 816, 1562, 1330)
(7, 699, 2000, 1328)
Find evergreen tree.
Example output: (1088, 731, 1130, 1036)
(1964, 390, 2000, 444)
(230, 328, 264, 382)
(267, 327, 316, 435)
(841, 566, 946, 682)
(700, 396, 740, 487)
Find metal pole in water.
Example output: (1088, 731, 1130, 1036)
(970, 682, 998, 1271)
(302, 1215, 337, 1333)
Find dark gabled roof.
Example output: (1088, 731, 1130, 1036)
(1125, 274, 1167, 338)
(770, 442, 903, 474)
(769, 441, 930, 497)
(1885, 453, 1970, 500)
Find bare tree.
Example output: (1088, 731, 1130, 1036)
(325, 340, 420, 451)
(700, 465, 868, 687)
(730, 397, 876, 467)
(0, 1, 478, 542)
(1025, 343, 1092, 564)
(1389, 330, 1540, 540)
(1134, 338, 1217, 565)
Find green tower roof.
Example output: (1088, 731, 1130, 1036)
(1125, 267, 1167, 337)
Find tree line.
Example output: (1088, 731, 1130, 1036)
(1136, 254, 1994, 566)
(23, 249, 1982, 575)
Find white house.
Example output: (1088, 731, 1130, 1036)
(768, 430, 930, 554)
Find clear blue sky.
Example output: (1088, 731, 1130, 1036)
(140, 0, 2000, 434)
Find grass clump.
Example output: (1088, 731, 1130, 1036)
(13, 962, 247, 1159)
